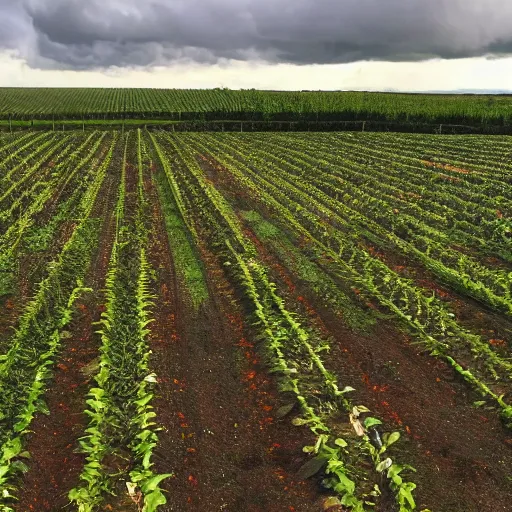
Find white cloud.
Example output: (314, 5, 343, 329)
(1, 52, 512, 92)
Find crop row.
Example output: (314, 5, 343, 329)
(0, 134, 116, 509)
(201, 133, 512, 315)
(195, 133, 511, 316)
(148, 131, 420, 511)
(274, 132, 512, 230)
(70, 131, 170, 511)
(174, 132, 511, 427)
(0, 132, 53, 176)
(279, 132, 512, 252)
(0, 129, 508, 510)
(0, 133, 114, 298)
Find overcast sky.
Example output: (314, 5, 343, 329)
(1, 0, 512, 91)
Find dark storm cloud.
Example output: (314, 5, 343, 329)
(0, 2, 32, 48)
(2, 0, 512, 69)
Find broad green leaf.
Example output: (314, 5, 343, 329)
(141, 473, 173, 493)
(384, 431, 401, 448)
(364, 417, 382, 429)
(2, 437, 22, 461)
(143, 489, 167, 512)
(135, 394, 154, 408)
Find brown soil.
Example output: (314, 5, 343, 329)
(420, 159, 480, 175)
(141, 163, 325, 512)
(197, 150, 512, 512)
(14, 141, 121, 512)
(0, 296, 21, 349)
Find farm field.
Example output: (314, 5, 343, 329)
(2, 88, 512, 126)
(0, 129, 511, 512)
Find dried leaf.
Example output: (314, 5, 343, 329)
(349, 414, 365, 436)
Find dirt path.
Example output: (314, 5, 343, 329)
(197, 150, 512, 512)
(14, 141, 121, 512)
(145, 164, 324, 512)
(0, 297, 21, 350)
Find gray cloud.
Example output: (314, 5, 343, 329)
(2, 0, 512, 69)
(0, 2, 31, 48)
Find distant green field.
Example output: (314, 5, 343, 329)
(0, 118, 178, 128)
(0, 88, 511, 125)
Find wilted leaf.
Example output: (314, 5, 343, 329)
(352, 405, 370, 417)
(349, 414, 365, 436)
(291, 417, 310, 426)
(323, 496, 342, 510)
(126, 482, 138, 496)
